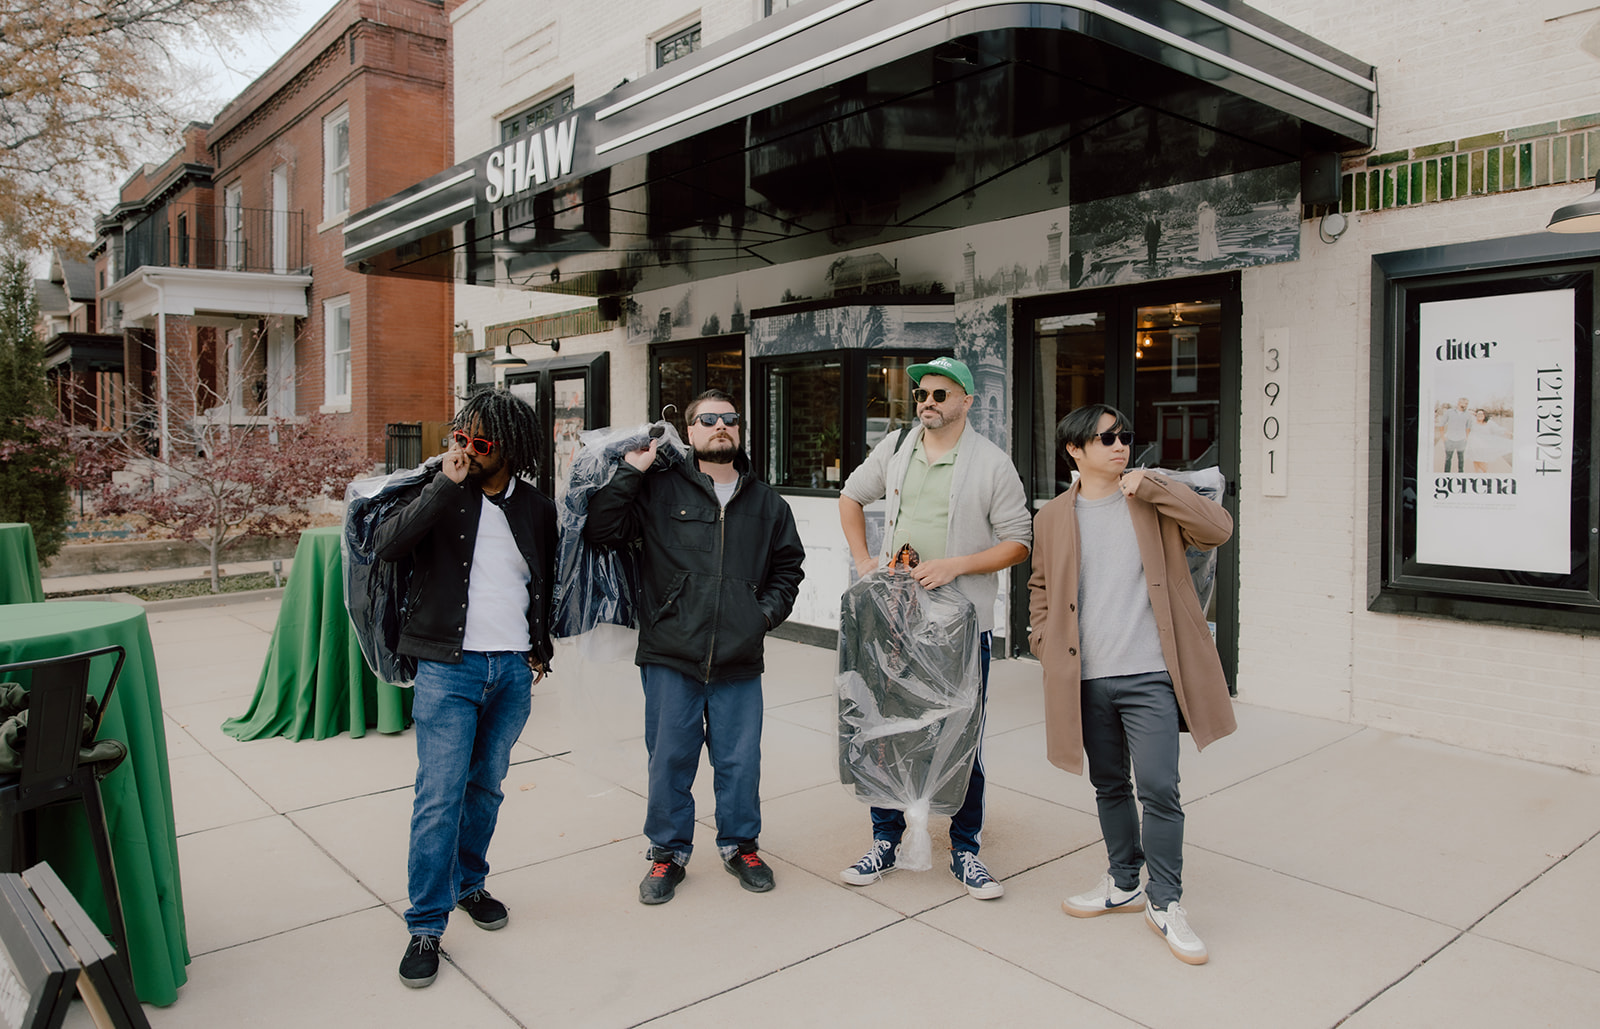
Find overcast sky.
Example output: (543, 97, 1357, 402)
(186, 1, 334, 119)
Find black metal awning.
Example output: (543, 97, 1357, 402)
(343, 0, 1373, 297)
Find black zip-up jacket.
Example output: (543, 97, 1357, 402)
(583, 451, 805, 683)
(373, 471, 557, 668)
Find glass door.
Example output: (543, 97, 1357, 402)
(1013, 274, 1240, 678)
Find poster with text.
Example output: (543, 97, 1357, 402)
(1415, 289, 1573, 573)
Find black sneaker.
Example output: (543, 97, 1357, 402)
(398, 935, 440, 988)
(640, 855, 686, 905)
(457, 888, 508, 930)
(723, 842, 775, 893)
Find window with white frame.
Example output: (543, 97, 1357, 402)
(323, 107, 351, 221)
(655, 23, 701, 67)
(501, 88, 575, 143)
(324, 296, 352, 406)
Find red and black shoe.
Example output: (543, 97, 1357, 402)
(723, 841, 776, 893)
(639, 851, 686, 905)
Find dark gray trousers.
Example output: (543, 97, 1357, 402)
(1080, 670, 1184, 909)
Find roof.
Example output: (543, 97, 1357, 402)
(53, 250, 97, 301)
(33, 278, 69, 317)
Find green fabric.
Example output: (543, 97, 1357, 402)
(0, 523, 45, 605)
(0, 600, 188, 1005)
(889, 437, 960, 561)
(223, 526, 412, 742)
(0, 681, 127, 772)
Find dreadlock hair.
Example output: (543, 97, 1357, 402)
(685, 388, 738, 423)
(454, 388, 542, 480)
(1056, 403, 1130, 473)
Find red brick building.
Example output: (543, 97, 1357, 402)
(98, 0, 454, 463)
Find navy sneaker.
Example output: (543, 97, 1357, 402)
(398, 935, 440, 988)
(723, 842, 776, 893)
(456, 888, 508, 930)
(840, 839, 897, 886)
(640, 854, 686, 905)
(951, 850, 1004, 899)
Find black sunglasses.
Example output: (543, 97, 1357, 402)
(451, 430, 498, 456)
(1093, 431, 1135, 447)
(912, 388, 960, 404)
(692, 411, 741, 427)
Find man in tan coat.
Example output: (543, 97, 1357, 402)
(1027, 403, 1235, 965)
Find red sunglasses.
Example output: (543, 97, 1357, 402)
(451, 430, 498, 456)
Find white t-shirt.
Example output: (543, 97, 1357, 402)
(461, 478, 532, 653)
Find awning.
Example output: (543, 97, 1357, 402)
(344, 0, 1373, 297)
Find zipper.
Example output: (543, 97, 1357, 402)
(701, 475, 744, 683)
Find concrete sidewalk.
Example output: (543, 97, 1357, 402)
(59, 597, 1600, 1028)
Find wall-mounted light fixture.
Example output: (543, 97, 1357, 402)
(1547, 171, 1600, 233)
(493, 326, 560, 368)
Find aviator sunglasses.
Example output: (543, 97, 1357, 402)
(451, 430, 498, 456)
(691, 411, 742, 427)
(912, 388, 960, 404)
(1093, 431, 1135, 447)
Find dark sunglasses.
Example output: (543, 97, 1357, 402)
(1093, 431, 1135, 447)
(912, 388, 959, 404)
(451, 430, 498, 456)
(691, 411, 741, 427)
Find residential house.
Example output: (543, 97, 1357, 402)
(99, 0, 455, 466)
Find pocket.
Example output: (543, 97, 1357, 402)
(717, 578, 767, 662)
(667, 503, 717, 552)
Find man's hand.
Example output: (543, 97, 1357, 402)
(442, 443, 470, 484)
(622, 438, 659, 472)
(854, 554, 878, 578)
(908, 556, 964, 590)
(525, 653, 548, 684)
(1120, 468, 1147, 497)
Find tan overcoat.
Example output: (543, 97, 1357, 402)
(1026, 472, 1237, 774)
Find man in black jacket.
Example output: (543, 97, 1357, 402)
(373, 389, 557, 988)
(585, 389, 805, 905)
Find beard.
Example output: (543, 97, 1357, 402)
(694, 436, 739, 464)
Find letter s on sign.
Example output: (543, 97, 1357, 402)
(485, 151, 504, 204)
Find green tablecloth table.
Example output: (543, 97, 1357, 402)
(222, 526, 411, 741)
(0, 523, 45, 605)
(0, 601, 187, 1005)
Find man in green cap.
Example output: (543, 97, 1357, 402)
(837, 356, 1032, 899)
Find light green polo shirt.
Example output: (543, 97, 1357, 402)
(889, 435, 960, 561)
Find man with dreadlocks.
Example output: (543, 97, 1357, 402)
(585, 388, 806, 905)
(374, 388, 557, 988)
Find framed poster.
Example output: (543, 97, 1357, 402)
(1371, 234, 1599, 630)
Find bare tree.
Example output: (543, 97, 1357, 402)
(76, 325, 370, 591)
(0, 0, 281, 249)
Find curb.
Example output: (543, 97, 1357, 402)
(143, 588, 286, 612)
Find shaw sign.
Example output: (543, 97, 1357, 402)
(483, 116, 580, 204)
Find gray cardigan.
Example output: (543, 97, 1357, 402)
(841, 422, 1032, 631)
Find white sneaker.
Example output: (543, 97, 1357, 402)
(1145, 900, 1208, 965)
(1062, 874, 1144, 918)
(840, 839, 897, 886)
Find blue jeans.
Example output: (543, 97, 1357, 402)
(405, 652, 532, 937)
(871, 631, 991, 853)
(641, 663, 763, 864)
(1081, 670, 1184, 909)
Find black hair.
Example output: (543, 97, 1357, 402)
(1056, 403, 1130, 472)
(685, 388, 738, 423)
(454, 388, 541, 479)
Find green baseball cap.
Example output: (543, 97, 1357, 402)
(907, 356, 976, 394)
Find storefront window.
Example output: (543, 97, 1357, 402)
(757, 350, 941, 494)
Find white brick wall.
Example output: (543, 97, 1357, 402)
(1241, 167, 1600, 770)
(443, 0, 1600, 771)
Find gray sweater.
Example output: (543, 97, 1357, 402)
(841, 422, 1032, 631)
